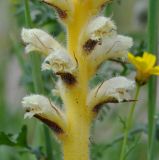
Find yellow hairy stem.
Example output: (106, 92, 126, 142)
(61, 1, 95, 160)
(67, 1, 93, 55)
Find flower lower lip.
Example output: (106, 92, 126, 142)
(34, 114, 64, 134)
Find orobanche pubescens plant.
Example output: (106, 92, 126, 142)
(21, 0, 134, 159)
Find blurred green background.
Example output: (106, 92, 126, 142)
(0, 0, 158, 159)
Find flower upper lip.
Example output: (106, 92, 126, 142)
(21, 28, 62, 56)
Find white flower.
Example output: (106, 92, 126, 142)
(85, 16, 116, 41)
(89, 34, 133, 67)
(21, 28, 62, 55)
(42, 49, 76, 74)
(22, 95, 66, 133)
(87, 76, 135, 112)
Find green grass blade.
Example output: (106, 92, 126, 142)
(147, 0, 159, 159)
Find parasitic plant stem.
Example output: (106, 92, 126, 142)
(22, 1, 134, 160)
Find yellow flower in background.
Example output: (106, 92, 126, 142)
(128, 52, 159, 85)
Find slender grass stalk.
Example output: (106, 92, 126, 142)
(120, 84, 140, 160)
(147, 0, 159, 159)
(24, 0, 53, 159)
(43, 125, 54, 159)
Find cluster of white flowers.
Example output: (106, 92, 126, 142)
(21, 0, 135, 133)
